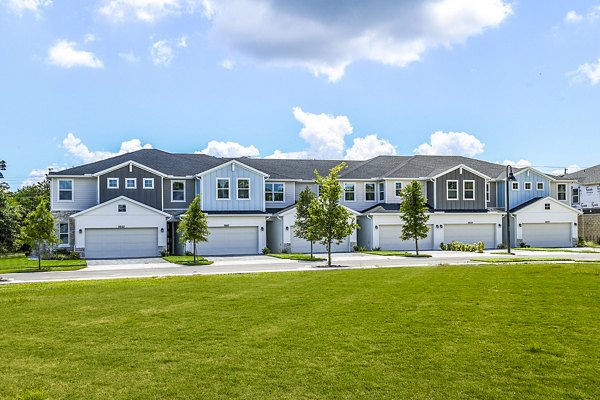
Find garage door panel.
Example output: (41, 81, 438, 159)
(197, 227, 258, 255)
(444, 224, 495, 249)
(379, 225, 433, 251)
(86, 228, 159, 259)
(522, 223, 571, 248)
(290, 231, 350, 253)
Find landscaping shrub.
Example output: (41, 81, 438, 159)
(160, 249, 169, 257)
(262, 247, 270, 255)
(443, 241, 484, 253)
(519, 241, 531, 248)
(45, 248, 81, 260)
(353, 245, 367, 252)
(185, 251, 193, 256)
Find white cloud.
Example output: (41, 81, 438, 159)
(264, 149, 309, 159)
(118, 51, 140, 63)
(569, 58, 600, 85)
(197, 140, 260, 157)
(551, 164, 582, 176)
(151, 40, 174, 66)
(62, 133, 152, 163)
(345, 134, 397, 160)
(98, 0, 213, 22)
(6, 0, 52, 16)
(220, 58, 234, 70)
(414, 131, 485, 157)
(47, 40, 104, 69)
(177, 36, 188, 48)
(209, 0, 512, 81)
(21, 165, 62, 188)
(501, 159, 532, 168)
(565, 10, 583, 23)
(84, 33, 97, 43)
(291, 107, 353, 158)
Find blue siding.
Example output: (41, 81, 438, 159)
(201, 163, 264, 211)
(497, 170, 550, 209)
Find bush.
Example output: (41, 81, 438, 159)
(440, 242, 446, 251)
(282, 247, 290, 254)
(44, 248, 81, 260)
(353, 245, 367, 252)
(477, 241, 485, 253)
(519, 241, 531, 248)
(160, 249, 169, 257)
(262, 247, 270, 255)
(185, 251, 193, 256)
(373, 247, 381, 251)
(444, 241, 481, 253)
(497, 243, 507, 249)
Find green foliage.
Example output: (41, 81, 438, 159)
(13, 179, 50, 215)
(294, 186, 319, 257)
(399, 181, 430, 255)
(267, 253, 325, 261)
(162, 255, 213, 266)
(262, 247, 271, 255)
(0, 185, 22, 254)
(442, 241, 485, 253)
(310, 162, 359, 266)
(19, 199, 59, 269)
(177, 195, 209, 264)
(0, 254, 86, 274)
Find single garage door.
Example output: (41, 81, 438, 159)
(522, 223, 571, 248)
(85, 228, 159, 259)
(197, 226, 258, 255)
(378, 224, 434, 251)
(444, 224, 496, 248)
(290, 226, 350, 253)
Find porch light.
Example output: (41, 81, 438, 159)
(285, 226, 289, 231)
(439, 224, 443, 228)
(78, 229, 82, 234)
(375, 225, 379, 230)
(574, 222, 577, 226)
(519, 224, 522, 227)
(160, 228, 164, 232)
(261, 227, 265, 231)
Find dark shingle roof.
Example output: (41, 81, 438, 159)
(384, 155, 506, 179)
(361, 202, 434, 214)
(563, 164, 600, 185)
(510, 197, 544, 212)
(234, 158, 363, 180)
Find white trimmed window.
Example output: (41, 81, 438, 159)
(118, 204, 127, 212)
(463, 180, 475, 200)
(511, 182, 519, 191)
(379, 182, 385, 201)
(265, 183, 285, 202)
(344, 183, 355, 201)
(486, 183, 490, 202)
(172, 181, 185, 202)
(572, 188, 579, 204)
(58, 179, 73, 201)
(107, 178, 119, 189)
(524, 182, 532, 191)
(237, 178, 250, 200)
(125, 178, 137, 189)
(558, 183, 567, 201)
(365, 183, 375, 201)
(217, 178, 230, 200)
(545, 203, 551, 210)
(58, 223, 69, 245)
(395, 182, 402, 197)
(447, 180, 458, 200)
(143, 178, 154, 189)
(536, 182, 544, 191)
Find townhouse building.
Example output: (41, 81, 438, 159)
(562, 164, 600, 240)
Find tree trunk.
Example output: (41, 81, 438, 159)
(310, 241, 313, 259)
(193, 240, 197, 264)
(37, 243, 41, 270)
(415, 238, 419, 256)
(327, 239, 332, 267)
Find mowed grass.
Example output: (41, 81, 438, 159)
(1, 264, 600, 399)
(267, 253, 325, 261)
(0, 254, 86, 274)
(162, 255, 213, 266)
(362, 250, 432, 257)
(472, 257, 574, 263)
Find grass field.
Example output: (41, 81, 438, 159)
(471, 257, 574, 263)
(1, 264, 599, 399)
(162, 255, 213, 266)
(0, 254, 86, 274)
(362, 250, 432, 257)
(267, 253, 325, 261)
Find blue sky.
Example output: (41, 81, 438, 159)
(1, 0, 599, 189)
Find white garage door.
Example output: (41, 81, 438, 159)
(290, 227, 350, 253)
(197, 226, 258, 255)
(522, 223, 571, 248)
(378, 224, 434, 251)
(85, 228, 159, 259)
(444, 224, 496, 249)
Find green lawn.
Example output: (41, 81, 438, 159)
(1, 264, 599, 399)
(516, 247, 600, 254)
(267, 253, 325, 261)
(362, 250, 432, 257)
(471, 257, 574, 263)
(0, 255, 86, 274)
(162, 255, 213, 266)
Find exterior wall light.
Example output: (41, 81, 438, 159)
(78, 229, 82, 234)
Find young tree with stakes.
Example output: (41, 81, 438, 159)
(177, 195, 209, 265)
(399, 181, 430, 255)
(294, 186, 319, 259)
(19, 199, 59, 269)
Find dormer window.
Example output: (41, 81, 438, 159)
(511, 182, 519, 191)
(107, 178, 119, 189)
(125, 178, 136, 189)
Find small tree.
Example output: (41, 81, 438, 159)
(177, 195, 209, 264)
(19, 199, 59, 269)
(294, 186, 320, 258)
(399, 181, 430, 255)
(311, 162, 359, 267)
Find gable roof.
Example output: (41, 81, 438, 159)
(563, 164, 600, 185)
(511, 196, 582, 215)
(197, 159, 270, 178)
(71, 195, 171, 217)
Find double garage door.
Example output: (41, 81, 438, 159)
(522, 223, 571, 248)
(197, 226, 259, 256)
(378, 225, 434, 251)
(444, 224, 496, 249)
(85, 228, 159, 259)
(290, 228, 350, 253)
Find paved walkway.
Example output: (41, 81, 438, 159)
(1, 249, 599, 285)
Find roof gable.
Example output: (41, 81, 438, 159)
(71, 195, 171, 217)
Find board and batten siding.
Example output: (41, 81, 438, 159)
(263, 180, 295, 210)
(99, 165, 163, 210)
(497, 171, 550, 209)
(488, 181, 497, 207)
(435, 169, 486, 210)
(201, 164, 264, 211)
(51, 177, 97, 211)
(163, 178, 196, 210)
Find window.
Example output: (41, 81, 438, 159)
(172, 181, 185, 202)
(536, 182, 544, 191)
(217, 178, 230, 200)
(511, 182, 519, 191)
(143, 178, 154, 189)
(447, 180, 458, 200)
(107, 178, 119, 189)
(125, 178, 137, 189)
(395, 182, 402, 197)
(379, 182, 385, 201)
(524, 182, 532, 191)
(572, 188, 580, 204)
(265, 183, 285, 202)
(463, 180, 475, 200)
(344, 183, 355, 201)
(558, 183, 567, 201)
(58, 179, 73, 201)
(486, 183, 490, 202)
(58, 223, 69, 245)
(237, 178, 250, 200)
(544, 203, 550, 210)
(118, 204, 126, 212)
(365, 183, 375, 201)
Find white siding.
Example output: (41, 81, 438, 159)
(384, 180, 426, 204)
(51, 177, 97, 211)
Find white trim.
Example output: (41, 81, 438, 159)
(536, 182, 545, 191)
(446, 180, 458, 201)
(343, 182, 356, 202)
(236, 178, 251, 200)
(364, 182, 376, 202)
(265, 182, 285, 203)
(431, 164, 491, 180)
(171, 180, 186, 202)
(91, 160, 168, 178)
(71, 195, 171, 217)
(463, 180, 475, 201)
(125, 178, 137, 189)
(512, 196, 582, 215)
(277, 203, 361, 217)
(524, 182, 532, 191)
(198, 160, 269, 178)
(117, 204, 127, 213)
(511, 181, 519, 191)
(216, 178, 230, 200)
(58, 222, 69, 247)
(378, 182, 385, 202)
(107, 177, 119, 189)
(394, 181, 403, 197)
(557, 183, 567, 201)
(486, 182, 490, 203)
(143, 178, 155, 189)
(57, 179, 74, 202)
(513, 167, 556, 182)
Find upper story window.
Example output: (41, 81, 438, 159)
(143, 178, 154, 189)
(344, 183, 355, 201)
(557, 183, 567, 201)
(463, 180, 475, 200)
(217, 178, 230, 200)
(365, 183, 375, 201)
(511, 182, 519, 191)
(172, 181, 185, 202)
(536, 182, 544, 191)
(107, 178, 119, 189)
(58, 223, 69, 245)
(486, 183, 490, 202)
(265, 183, 284, 202)
(58, 179, 73, 201)
(118, 204, 127, 212)
(237, 178, 250, 200)
(545, 203, 551, 210)
(395, 182, 402, 197)
(379, 182, 385, 201)
(125, 178, 137, 189)
(572, 188, 579, 204)
(447, 180, 458, 200)
(524, 182, 532, 191)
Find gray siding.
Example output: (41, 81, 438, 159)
(435, 168, 486, 210)
(51, 177, 97, 211)
(163, 178, 196, 210)
(488, 181, 497, 207)
(99, 165, 162, 210)
(264, 180, 295, 209)
(201, 163, 264, 211)
(427, 181, 434, 206)
(340, 181, 380, 212)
